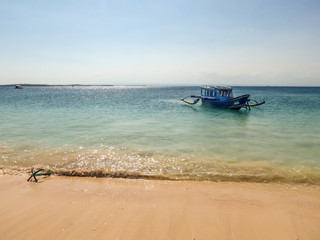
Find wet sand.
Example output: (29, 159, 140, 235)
(1, 175, 320, 240)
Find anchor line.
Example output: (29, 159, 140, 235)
(27, 168, 52, 182)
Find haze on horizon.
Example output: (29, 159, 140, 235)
(0, 0, 319, 86)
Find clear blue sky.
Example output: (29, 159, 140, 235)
(1, 0, 319, 86)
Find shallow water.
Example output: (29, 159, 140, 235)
(1, 86, 319, 183)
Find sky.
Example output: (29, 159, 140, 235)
(0, 0, 319, 86)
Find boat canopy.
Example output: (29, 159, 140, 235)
(200, 86, 235, 98)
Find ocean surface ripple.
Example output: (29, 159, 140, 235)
(1, 86, 319, 184)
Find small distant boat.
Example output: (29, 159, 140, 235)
(181, 86, 265, 110)
(15, 85, 23, 89)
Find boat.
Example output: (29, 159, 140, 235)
(15, 85, 23, 89)
(181, 86, 265, 110)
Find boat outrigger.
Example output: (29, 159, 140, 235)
(181, 86, 265, 110)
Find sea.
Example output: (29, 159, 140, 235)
(1, 85, 319, 184)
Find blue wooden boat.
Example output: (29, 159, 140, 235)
(181, 86, 265, 110)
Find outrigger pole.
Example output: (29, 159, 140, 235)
(180, 96, 200, 105)
(245, 99, 266, 107)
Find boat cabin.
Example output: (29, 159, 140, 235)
(201, 86, 235, 99)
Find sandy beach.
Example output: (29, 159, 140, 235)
(1, 175, 320, 240)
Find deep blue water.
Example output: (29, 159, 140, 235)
(1, 86, 319, 183)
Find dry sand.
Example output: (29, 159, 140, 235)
(1, 175, 320, 240)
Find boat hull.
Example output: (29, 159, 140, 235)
(201, 94, 250, 110)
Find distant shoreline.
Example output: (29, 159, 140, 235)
(0, 84, 114, 87)
(1, 84, 319, 88)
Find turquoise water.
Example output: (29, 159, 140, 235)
(1, 86, 320, 183)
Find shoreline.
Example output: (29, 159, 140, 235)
(1, 175, 320, 239)
(1, 166, 320, 185)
